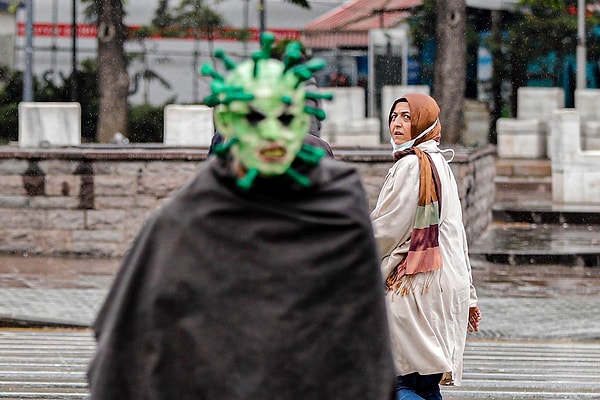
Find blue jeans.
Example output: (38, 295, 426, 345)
(395, 373, 443, 400)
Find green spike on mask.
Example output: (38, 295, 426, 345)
(236, 167, 259, 190)
(283, 42, 303, 73)
(214, 49, 237, 71)
(305, 92, 334, 102)
(200, 63, 224, 82)
(202, 32, 334, 190)
(304, 58, 327, 74)
(251, 32, 277, 78)
(285, 166, 312, 187)
(214, 137, 239, 158)
(204, 94, 221, 107)
(297, 143, 326, 165)
(304, 106, 326, 121)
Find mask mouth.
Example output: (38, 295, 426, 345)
(260, 144, 287, 161)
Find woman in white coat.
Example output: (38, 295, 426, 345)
(370, 93, 482, 400)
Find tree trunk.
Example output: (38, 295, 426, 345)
(96, 0, 129, 143)
(433, 0, 466, 145)
(490, 10, 503, 145)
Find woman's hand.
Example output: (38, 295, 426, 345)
(468, 306, 482, 332)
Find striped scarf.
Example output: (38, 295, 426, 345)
(386, 147, 443, 296)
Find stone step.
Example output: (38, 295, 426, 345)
(494, 158, 553, 213)
(495, 157, 551, 178)
(492, 206, 600, 225)
(469, 222, 600, 266)
(494, 175, 552, 194)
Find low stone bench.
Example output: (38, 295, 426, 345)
(496, 118, 544, 158)
(318, 87, 380, 146)
(496, 87, 564, 159)
(575, 89, 600, 150)
(163, 104, 214, 147)
(18, 102, 81, 148)
(321, 119, 380, 146)
(551, 109, 600, 205)
(582, 121, 600, 150)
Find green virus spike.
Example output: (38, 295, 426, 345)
(214, 137, 239, 158)
(204, 93, 221, 107)
(259, 31, 275, 58)
(304, 105, 326, 121)
(285, 167, 311, 187)
(305, 91, 334, 102)
(304, 58, 327, 74)
(251, 53, 262, 78)
(210, 80, 227, 95)
(280, 95, 293, 105)
(200, 63, 224, 81)
(236, 167, 259, 190)
(214, 49, 237, 71)
(283, 42, 303, 73)
(297, 143, 326, 165)
(223, 93, 255, 104)
(222, 86, 254, 104)
(251, 31, 276, 66)
(292, 66, 313, 83)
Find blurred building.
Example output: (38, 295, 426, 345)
(6, 0, 343, 105)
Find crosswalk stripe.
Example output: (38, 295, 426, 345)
(0, 329, 599, 399)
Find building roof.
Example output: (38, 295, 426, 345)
(301, 0, 421, 48)
(300, 0, 523, 49)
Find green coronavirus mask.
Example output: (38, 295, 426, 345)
(201, 32, 332, 190)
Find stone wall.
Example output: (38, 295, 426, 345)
(0, 145, 495, 258)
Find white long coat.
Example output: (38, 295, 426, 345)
(370, 140, 478, 386)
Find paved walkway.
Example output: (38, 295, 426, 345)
(2, 329, 600, 399)
(0, 254, 599, 341)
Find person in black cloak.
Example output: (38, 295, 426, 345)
(87, 32, 394, 400)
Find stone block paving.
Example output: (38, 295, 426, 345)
(0, 287, 107, 327)
(0, 254, 599, 341)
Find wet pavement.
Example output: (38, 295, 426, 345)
(470, 257, 600, 341)
(0, 253, 599, 341)
(0, 255, 119, 327)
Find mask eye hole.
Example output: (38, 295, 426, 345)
(278, 113, 294, 127)
(246, 110, 265, 126)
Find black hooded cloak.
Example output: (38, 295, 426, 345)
(88, 155, 394, 400)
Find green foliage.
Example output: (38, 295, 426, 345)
(0, 59, 101, 143)
(0, 69, 23, 105)
(283, 0, 310, 8)
(150, 0, 223, 38)
(407, 0, 436, 51)
(0, 103, 18, 144)
(6, 1, 23, 13)
(517, 0, 576, 15)
(0, 70, 24, 143)
(0, 58, 165, 144)
(511, 2, 578, 58)
(76, 59, 101, 142)
(127, 104, 164, 143)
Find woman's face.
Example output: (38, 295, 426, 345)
(389, 101, 412, 145)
